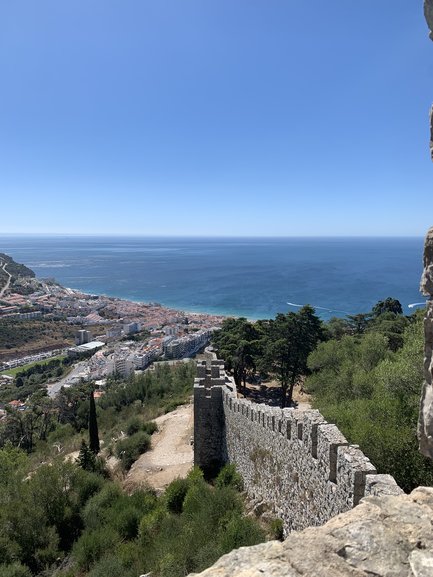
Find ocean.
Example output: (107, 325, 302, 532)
(0, 235, 425, 320)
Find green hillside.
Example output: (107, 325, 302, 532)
(0, 252, 35, 279)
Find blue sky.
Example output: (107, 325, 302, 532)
(0, 1, 432, 236)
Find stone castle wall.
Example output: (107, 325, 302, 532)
(194, 361, 401, 535)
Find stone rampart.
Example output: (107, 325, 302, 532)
(194, 361, 401, 535)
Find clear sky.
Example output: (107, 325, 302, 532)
(0, 1, 432, 236)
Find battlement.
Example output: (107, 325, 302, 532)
(194, 360, 401, 534)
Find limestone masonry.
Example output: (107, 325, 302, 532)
(194, 361, 401, 535)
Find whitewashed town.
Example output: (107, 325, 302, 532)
(0, 263, 223, 401)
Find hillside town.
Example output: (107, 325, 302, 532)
(0, 264, 224, 398)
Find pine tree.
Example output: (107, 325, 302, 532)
(77, 439, 96, 471)
(88, 390, 100, 454)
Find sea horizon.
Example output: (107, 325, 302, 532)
(0, 233, 425, 239)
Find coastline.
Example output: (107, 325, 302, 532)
(63, 284, 233, 322)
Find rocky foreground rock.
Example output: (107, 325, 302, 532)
(426, 0, 433, 39)
(190, 488, 433, 577)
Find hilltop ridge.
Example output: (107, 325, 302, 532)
(0, 252, 35, 280)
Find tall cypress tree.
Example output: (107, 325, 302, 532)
(88, 390, 100, 454)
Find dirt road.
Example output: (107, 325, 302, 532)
(125, 402, 193, 493)
(0, 262, 11, 298)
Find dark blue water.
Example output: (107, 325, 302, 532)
(0, 236, 425, 320)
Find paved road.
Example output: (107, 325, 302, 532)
(47, 362, 88, 397)
(0, 263, 12, 298)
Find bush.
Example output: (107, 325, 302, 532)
(82, 483, 123, 529)
(125, 416, 142, 436)
(125, 417, 158, 437)
(187, 466, 204, 484)
(165, 478, 190, 514)
(115, 431, 151, 471)
(87, 555, 132, 577)
(138, 507, 167, 545)
(72, 527, 119, 571)
(112, 507, 142, 540)
(48, 423, 75, 443)
(219, 515, 266, 553)
(143, 421, 158, 435)
(0, 563, 31, 577)
(269, 517, 284, 540)
(215, 464, 243, 491)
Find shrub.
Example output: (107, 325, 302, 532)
(215, 463, 243, 491)
(112, 506, 141, 540)
(269, 517, 284, 540)
(219, 515, 266, 553)
(115, 431, 151, 471)
(48, 423, 75, 443)
(125, 416, 142, 436)
(165, 478, 190, 514)
(138, 507, 167, 545)
(143, 421, 158, 435)
(72, 527, 119, 571)
(0, 563, 31, 577)
(187, 466, 204, 484)
(129, 488, 158, 516)
(87, 554, 135, 577)
(82, 483, 122, 529)
(125, 417, 157, 437)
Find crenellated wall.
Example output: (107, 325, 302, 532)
(194, 361, 402, 535)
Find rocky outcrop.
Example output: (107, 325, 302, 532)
(419, 228, 433, 459)
(190, 487, 433, 577)
(425, 0, 433, 39)
(419, 4, 433, 455)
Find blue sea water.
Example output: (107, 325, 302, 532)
(0, 236, 425, 321)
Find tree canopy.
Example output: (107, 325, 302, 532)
(212, 318, 261, 392)
(213, 305, 323, 407)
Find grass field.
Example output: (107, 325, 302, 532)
(0, 355, 66, 376)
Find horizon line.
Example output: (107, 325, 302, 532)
(0, 233, 426, 239)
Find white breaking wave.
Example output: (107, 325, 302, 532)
(287, 302, 352, 315)
(288, 301, 427, 314)
(31, 262, 71, 268)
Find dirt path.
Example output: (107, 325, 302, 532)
(0, 262, 11, 298)
(124, 402, 193, 493)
